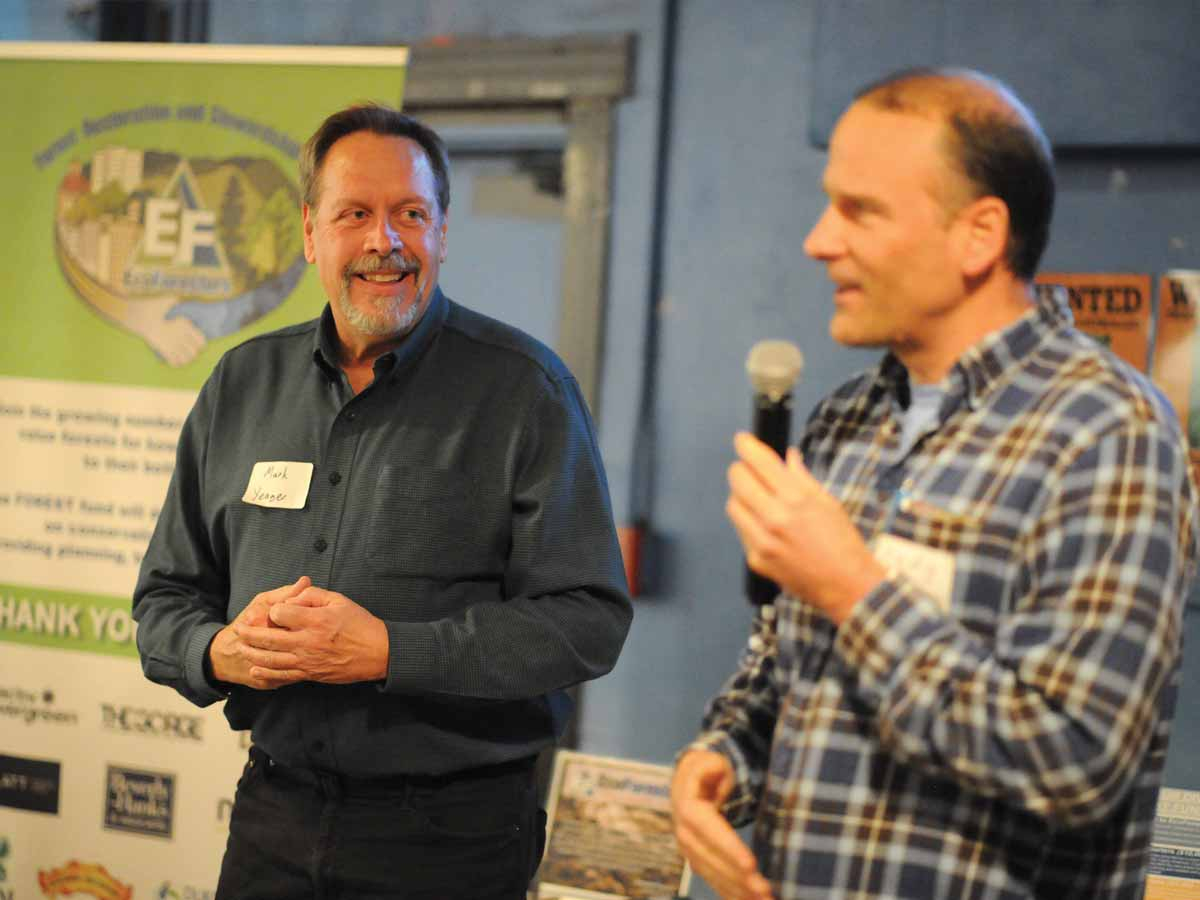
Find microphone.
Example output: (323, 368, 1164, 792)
(744, 340, 804, 606)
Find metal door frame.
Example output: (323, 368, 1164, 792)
(404, 34, 635, 418)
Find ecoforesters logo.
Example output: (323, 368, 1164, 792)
(44, 103, 305, 368)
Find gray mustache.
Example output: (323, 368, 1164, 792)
(345, 252, 419, 275)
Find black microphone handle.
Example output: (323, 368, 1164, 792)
(752, 393, 792, 457)
(746, 393, 792, 605)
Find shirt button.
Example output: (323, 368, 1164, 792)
(314, 538, 327, 552)
(328, 471, 342, 485)
(346, 411, 357, 421)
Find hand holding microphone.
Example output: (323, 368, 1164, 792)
(731, 339, 886, 622)
(743, 340, 803, 605)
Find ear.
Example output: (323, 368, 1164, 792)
(953, 196, 1009, 279)
(302, 203, 316, 264)
(437, 211, 449, 263)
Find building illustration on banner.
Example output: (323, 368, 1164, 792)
(55, 143, 305, 367)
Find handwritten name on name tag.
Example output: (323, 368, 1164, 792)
(242, 461, 313, 509)
(873, 533, 955, 613)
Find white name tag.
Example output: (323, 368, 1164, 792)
(242, 461, 313, 510)
(873, 533, 955, 613)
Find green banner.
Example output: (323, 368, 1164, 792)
(0, 581, 138, 659)
(0, 43, 409, 888)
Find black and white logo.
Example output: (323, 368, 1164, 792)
(101, 703, 203, 741)
(0, 686, 79, 727)
(0, 753, 61, 814)
(104, 765, 174, 838)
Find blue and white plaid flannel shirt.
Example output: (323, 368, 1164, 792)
(695, 290, 1199, 899)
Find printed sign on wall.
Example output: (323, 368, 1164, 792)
(1151, 271, 1200, 483)
(1035, 272, 1153, 371)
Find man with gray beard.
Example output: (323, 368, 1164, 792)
(133, 105, 632, 899)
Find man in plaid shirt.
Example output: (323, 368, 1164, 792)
(671, 68, 1199, 899)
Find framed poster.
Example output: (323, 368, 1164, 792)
(1145, 787, 1200, 899)
(538, 751, 692, 900)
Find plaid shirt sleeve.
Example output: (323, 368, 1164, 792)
(833, 395, 1197, 828)
(691, 604, 788, 826)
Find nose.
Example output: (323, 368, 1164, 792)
(803, 204, 842, 261)
(364, 215, 401, 255)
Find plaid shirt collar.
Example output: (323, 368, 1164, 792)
(877, 286, 1075, 418)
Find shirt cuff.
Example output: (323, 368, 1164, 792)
(380, 620, 445, 693)
(185, 621, 231, 704)
(685, 731, 761, 828)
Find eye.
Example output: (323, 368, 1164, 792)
(400, 208, 428, 224)
(838, 198, 864, 220)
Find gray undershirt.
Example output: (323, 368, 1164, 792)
(898, 381, 947, 457)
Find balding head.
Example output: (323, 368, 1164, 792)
(853, 68, 1055, 280)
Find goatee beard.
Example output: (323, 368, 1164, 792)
(338, 252, 425, 337)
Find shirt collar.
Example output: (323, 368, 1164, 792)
(875, 284, 1074, 414)
(310, 286, 449, 384)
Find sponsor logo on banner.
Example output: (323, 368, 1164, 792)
(38, 860, 131, 900)
(100, 704, 203, 741)
(53, 133, 304, 368)
(156, 882, 214, 900)
(103, 765, 174, 838)
(0, 686, 79, 728)
(0, 754, 61, 815)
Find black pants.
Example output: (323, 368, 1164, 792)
(216, 747, 546, 900)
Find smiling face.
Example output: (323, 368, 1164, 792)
(302, 131, 448, 350)
(803, 102, 973, 357)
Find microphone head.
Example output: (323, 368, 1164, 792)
(746, 340, 804, 401)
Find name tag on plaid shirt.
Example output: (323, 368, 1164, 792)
(873, 533, 955, 612)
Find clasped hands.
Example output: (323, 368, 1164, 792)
(208, 576, 389, 690)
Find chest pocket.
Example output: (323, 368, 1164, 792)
(367, 465, 503, 578)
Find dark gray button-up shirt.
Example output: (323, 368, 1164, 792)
(133, 289, 632, 776)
